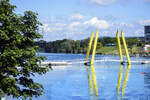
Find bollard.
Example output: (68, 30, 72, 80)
(90, 30, 98, 65)
(121, 31, 131, 65)
(116, 30, 124, 64)
(85, 31, 94, 63)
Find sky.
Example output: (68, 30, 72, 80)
(11, 0, 150, 41)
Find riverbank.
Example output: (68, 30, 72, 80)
(96, 46, 150, 57)
(42, 46, 149, 57)
(35, 37, 142, 54)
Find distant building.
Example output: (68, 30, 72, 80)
(144, 25, 150, 42)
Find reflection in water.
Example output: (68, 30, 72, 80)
(117, 64, 131, 100)
(117, 64, 123, 96)
(84, 65, 93, 96)
(144, 72, 150, 96)
(144, 73, 150, 86)
(84, 65, 98, 100)
(122, 65, 131, 97)
(91, 65, 98, 97)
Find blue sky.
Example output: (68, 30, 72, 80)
(11, 0, 150, 41)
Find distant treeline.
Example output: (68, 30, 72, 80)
(35, 37, 143, 54)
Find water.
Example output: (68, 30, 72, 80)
(11, 53, 150, 100)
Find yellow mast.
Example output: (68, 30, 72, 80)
(90, 30, 98, 65)
(85, 31, 94, 63)
(116, 30, 124, 64)
(121, 31, 131, 65)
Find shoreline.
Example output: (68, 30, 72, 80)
(37, 52, 150, 58)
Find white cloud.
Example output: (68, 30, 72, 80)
(55, 23, 66, 27)
(101, 31, 109, 36)
(84, 17, 110, 29)
(39, 15, 143, 41)
(71, 13, 85, 20)
(120, 22, 134, 28)
(139, 19, 150, 26)
(70, 22, 81, 27)
(135, 29, 144, 36)
(40, 23, 66, 33)
(90, 0, 116, 5)
(120, 22, 127, 26)
(39, 24, 52, 33)
(68, 22, 82, 31)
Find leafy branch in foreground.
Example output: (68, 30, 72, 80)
(0, 0, 49, 99)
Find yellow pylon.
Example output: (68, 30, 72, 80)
(84, 30, 99, 96)
(116, 30, 123, 64)
(90, 30, 99, 65)
(121, 31, 131, 65)
(85, 31, 94, 63)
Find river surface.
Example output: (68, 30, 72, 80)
(12, 53, 150, 100)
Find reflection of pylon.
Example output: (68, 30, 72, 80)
(84, 30, 99, 65)
(84, 30, 99, 97)
(121, 64, 131, 97)
(84, 66, 93, 96)
(117, 64, 131, 99)
(116, 30, 131, 65)
(85, 65, 98, 97)
(91, 64, 98, 96)
(117, 64, 123, 96)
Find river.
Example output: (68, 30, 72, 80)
(11, 53, 150, 100)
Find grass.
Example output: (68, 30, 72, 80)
(96, 46, 131, 55)
(96, 46, 119, 55)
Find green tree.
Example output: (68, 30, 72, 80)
(98, 37, 117, 46)
(126, 38, 140, 47)
(0, 0, 49, 99)
(96, 42, 103, 50)
(131, 46, 138, 54)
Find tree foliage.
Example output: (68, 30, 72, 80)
(36, 39, 89, 54)
(131, 45, 138, 54)
(96, 42, 103, 50)
(0, 0, 49, 99)
(36, 37, 141, 54)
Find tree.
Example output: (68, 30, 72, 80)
(131, 45, 138, 54)
(126, 38, 140, 47)
(0, 0, 49, 99)
(96, 42, 103, 50)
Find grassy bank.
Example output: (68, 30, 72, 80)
(96, 46, 119, 55)
(96, 46, 141, 55)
